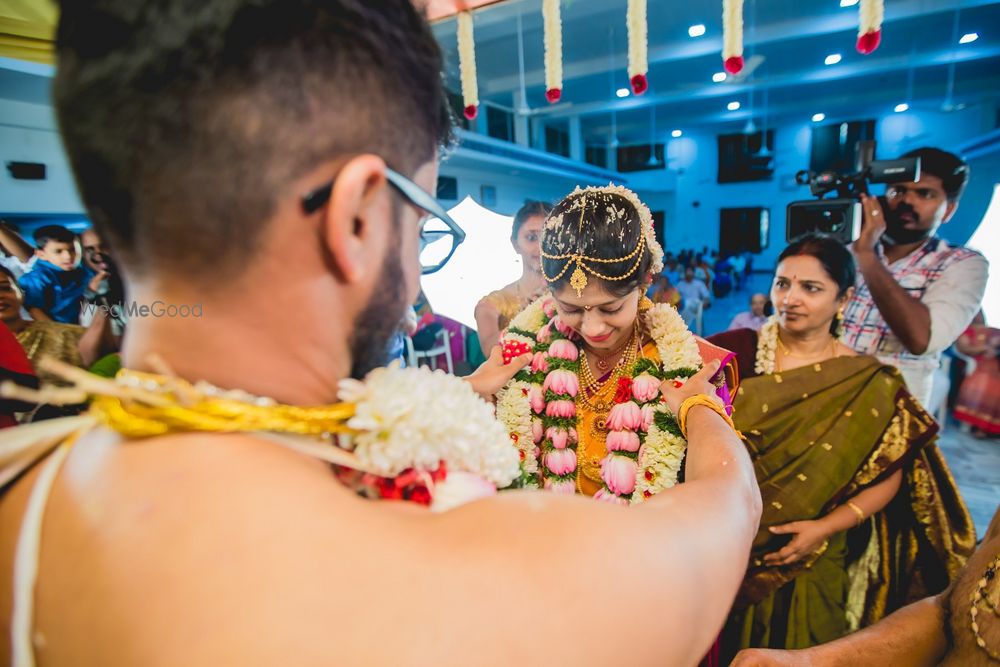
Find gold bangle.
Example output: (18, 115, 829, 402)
(677, 394, 734, 439)
(845, 501, 865, 526)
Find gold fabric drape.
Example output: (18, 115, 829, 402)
(0, 0, 56, 64)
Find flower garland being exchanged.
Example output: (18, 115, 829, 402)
(3, 359, 520, 513)
(497, 295, 703, 504)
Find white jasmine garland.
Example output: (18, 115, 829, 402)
(755, 315, 780, 376)
(507, 296, 547, 334)
(722, 0, 744, 73)
(542, 0, 562, 101)
(626, 0, 648, 83)
(495, 380, 538, 476)
(457, 11, 479, 116)
(339, 363, 519, 486)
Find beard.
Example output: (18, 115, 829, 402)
(883, 203, 933, 245)
(348, 246, 411, 380)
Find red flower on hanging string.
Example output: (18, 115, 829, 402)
(856, 0, 883, 55)
(627, 0, 648, 95)
(722, 0, 745, 74)
(457, 12, 479, 120)
(543, 0, 563, 104)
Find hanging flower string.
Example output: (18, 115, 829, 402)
(627, 0, 649, 95)
(856, 0, 883, 55)
(457, 11, 479, 120)
(722, 0, 744, 74)
(543, 0, 563, 103)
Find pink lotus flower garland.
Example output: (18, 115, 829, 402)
(499, 296, 703, 503)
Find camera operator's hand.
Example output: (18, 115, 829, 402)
(854, 193, 887, 256)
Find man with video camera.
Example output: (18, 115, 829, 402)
(842, 147, 988, 408)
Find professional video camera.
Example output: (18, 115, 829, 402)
(786, 140, 921, 243)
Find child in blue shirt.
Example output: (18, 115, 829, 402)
(17, 225, 94, 324)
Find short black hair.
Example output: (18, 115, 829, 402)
(901, 147, 969, 202)
(511, 200, 552, 243)
(33, 225, 76, 248)
(54, 0, 453, 282)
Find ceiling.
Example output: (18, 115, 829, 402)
(431, 0, 1000, 144)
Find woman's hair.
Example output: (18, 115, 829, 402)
(511, 200, 553, 244)
(778, 233, 856, 334)
(541, 190, 653, 298)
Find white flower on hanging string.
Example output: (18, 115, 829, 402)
(856, 0, 883, 55)
(626, 0, 648, 95)
(543, 0, 563, 103)
(722, 0, 744, 74)
(457, 11, 479, 120)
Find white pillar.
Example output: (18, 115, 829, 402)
(568, 116, 583, 162)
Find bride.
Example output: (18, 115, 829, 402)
(496, 185, 737, 502)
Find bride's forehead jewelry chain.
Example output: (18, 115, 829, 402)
(540, 184, 664, 298)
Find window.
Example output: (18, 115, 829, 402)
(616, 143, 665, 172)
(585, 144, 607, 168)
(486, 106, 514, 142)
(810, 120, 876, 173)
(436, 175, 458, 201)
(545, 124, 570, 157)
(720, 207, 769, 254)
(717, 130, 774, 183)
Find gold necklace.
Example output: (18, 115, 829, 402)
(577, 330, 639, 411)
(585, 336, 633, 373)
(971, 554, 1000, 660)
(775, 333, 837, 372)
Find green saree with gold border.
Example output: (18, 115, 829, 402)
(717, 350, 975, 660)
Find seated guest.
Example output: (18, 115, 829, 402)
(0, 266, 107, 386)
(731, 505, 1000, 666)
(17, 225, 93, 324)
(843, 147, 988, 408)
(953, 311, 999, 438)
(709, 234, 974, 661)
(0, 320, 39, 427)
(728, 293, 768, 332)
(649, 273, 681, 308)
(677, 265, 711, 328)
(474, 200, 551, 353)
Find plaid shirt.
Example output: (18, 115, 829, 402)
(842, 236, 988, 406)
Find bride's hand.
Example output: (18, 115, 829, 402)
(657, 359, 722, 415)
(465, 346, 532, 400)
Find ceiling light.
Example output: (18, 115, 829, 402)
(671, 129, 683, 138)
(712, 71, 727, 83)
(840, 0, 859, 7)
(824, 53, 842, 65)
(960, 32, 979, 44)
(727, 101, 741, 111)
(812, 113, 826, 122)
(688, 24, 706, 38)
(616, 88, 630, 98)
(894, 103, 909, 113)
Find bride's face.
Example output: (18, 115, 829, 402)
(552, 281, 640, 353)
(771, 254, 850, 336)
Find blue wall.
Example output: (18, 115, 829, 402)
(652, 103, 997, 269)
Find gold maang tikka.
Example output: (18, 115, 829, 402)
(540, 194, 647, 298)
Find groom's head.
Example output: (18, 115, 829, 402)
(53, 0, 453, 375)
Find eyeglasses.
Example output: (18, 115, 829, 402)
(301, 166, 465, 275)
(885, 185, 943, 202)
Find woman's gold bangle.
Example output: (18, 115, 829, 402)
(846, 500, 866, 526)
(677, 394, 734, 439)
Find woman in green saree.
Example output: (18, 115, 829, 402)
(709, 234, 975, 662)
